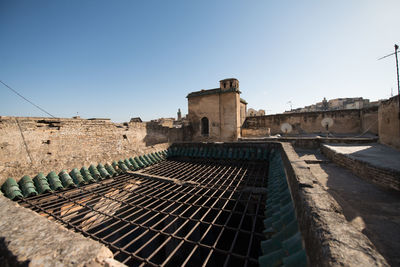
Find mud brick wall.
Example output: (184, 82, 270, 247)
(321, 144, 400, 191)
(242, 108, 378, 136)
(0, 116, 183, 184)
(378, 95, 400, 150)
(361, 106, 379, 135)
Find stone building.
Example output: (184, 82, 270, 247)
(187, 78, 247, 141)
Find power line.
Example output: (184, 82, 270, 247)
(0, 80, 56, 118)
(377, 50, 400, 61)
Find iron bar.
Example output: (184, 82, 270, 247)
(19, 157, 269, 267)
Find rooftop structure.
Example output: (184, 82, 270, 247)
(16, 145, 289, 266)
(187, 78, 247, 141)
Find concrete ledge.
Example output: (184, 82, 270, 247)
(239, 137, 378, 149)
(171, 140, 282, 149)
(280, 142, 388, 266)
(0, 195, 126, 267)
(321, 144, 400, 191)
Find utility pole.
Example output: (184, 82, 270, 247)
(396, 44, 400, 118)
(378, 44, 400, 119)
(396, 45, 400, 95)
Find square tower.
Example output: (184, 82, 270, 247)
(187, 78, 245, 141)
(219, 78, 239, 90)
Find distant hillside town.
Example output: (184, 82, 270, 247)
(284, 97, 382, 113)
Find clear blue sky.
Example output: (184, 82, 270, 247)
(1, 1, 399, 122)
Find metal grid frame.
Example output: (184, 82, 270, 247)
(19, 158, 268, 267)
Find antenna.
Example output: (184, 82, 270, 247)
(378, 44, 400, 119)
(286, 101, 293, 111)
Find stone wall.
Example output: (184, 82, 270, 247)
(321, 144, 400, 191)
(361, 106, 379, 135)
(242, 108, 378, 136)
(378, 95, 400, 150)
(0, 116, 182, 184)
(241, 128, 270, 138)
(280, 143, 388, 266)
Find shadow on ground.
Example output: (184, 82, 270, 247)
(296, 149, 400, 267)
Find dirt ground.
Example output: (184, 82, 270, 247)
(296, 148, 400, 267)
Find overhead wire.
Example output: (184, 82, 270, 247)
(0, 79, 56, 118)
(377, 50, 400, 61)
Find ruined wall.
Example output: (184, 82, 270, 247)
(379, 95, 400, 150)
(0, 116, 183, 184)
(242, 108, 378, 136)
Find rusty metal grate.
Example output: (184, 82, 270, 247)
(18, 158, 268, 266)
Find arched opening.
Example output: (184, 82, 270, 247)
(201, 117, 209, 136)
